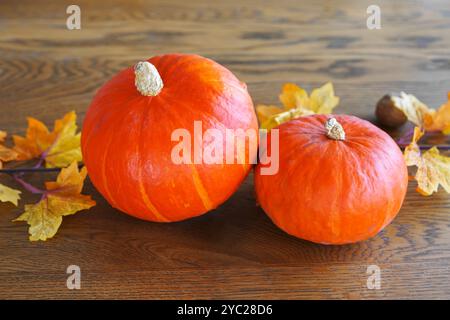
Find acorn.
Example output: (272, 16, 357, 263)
(375, 94, 407, 128)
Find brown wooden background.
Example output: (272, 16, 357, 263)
(0, 0, 449, 299)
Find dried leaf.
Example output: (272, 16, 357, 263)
(261, 108, 314, 131)
(404, 127, 424, 167)
(14, 161, 95, 241)
(256, 82, 339, 130)
(13, 111, 82, 168)
(0, 183, 21, 206)
(392, 92, 450, 134)
(309, 82, 340, 114)
(256, 105, 285, 125)
(279, 83, 309, 109)
(416, 148, 450, 195)
(44, 112, 82, 168)
(404, 126, 450, 196)
(0, 130, 18, 169)
(391, 92, 430, 127)
(424, 92, 450, 134)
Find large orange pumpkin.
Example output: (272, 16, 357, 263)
(254, 114, 408, 244)
(82, 54, 258, 222)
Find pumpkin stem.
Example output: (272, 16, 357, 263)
(325, 118, 345, 141)
(134, 61, 163, 96)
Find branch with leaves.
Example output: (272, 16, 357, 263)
(0, 111, 95, 241)
(256, 82, 339, 130)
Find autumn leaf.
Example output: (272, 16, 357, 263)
(13, 111, 82, 168)
(404, 127, 424, 167)
(308, 83, 340, 114)
(0, 183, 21, 206)
(0, 130, 18, 169)
(14, 161, 95, 241)
(404, 127, 450, 196)
(279, 83, 309, 109)
(0, 131, 22, 206)
(256, 82, 339, 130)
(392, 92, 450, 134)
(256, 105, 285, 125)
(259, 108, 314, 131)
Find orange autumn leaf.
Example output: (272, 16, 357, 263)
(256, 105, 285, 125)
(0, 130, 18, 169)
(404, 127, 450, 196)
(13, 111, 82, 168)
(256, 82, 339, 130)
(392, 92, 450, 134)
(14, 161, 96, 241)
(424, 92, 450, 134)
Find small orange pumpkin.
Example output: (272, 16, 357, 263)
(82, 54, 258, 222)
(254, 114, 408, 244)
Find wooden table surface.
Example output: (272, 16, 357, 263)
(1, 0, 449, 299)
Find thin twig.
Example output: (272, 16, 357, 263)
(1, 167, 65, 174)
(0, 163, 84, 174)
(33, 157, 45, 169)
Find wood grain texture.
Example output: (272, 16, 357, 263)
(0, 0, 449, 299)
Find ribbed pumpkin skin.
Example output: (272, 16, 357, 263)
(82, 54, 258, 222)
(254, 114, 408, 244)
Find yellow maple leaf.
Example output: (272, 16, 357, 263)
(256, 82, 339, 130)
(279, 83, 309, 109)
(0, 183, 21, 206)
(404, 127, 450, 196)
(0, 130, 18, 169)
(309, 83, 340, 114)
(13, 111, 82, 168)
(44, 112, 82, 168)
(14, 161, 95, 241)
(392, 92, 450, 134)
